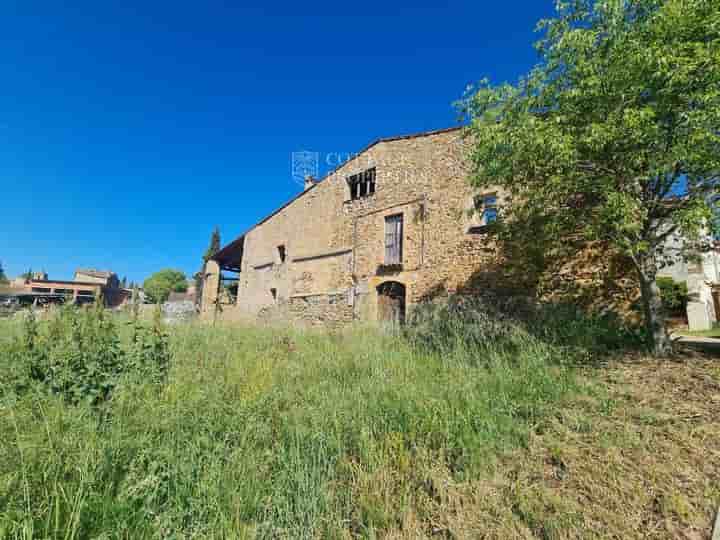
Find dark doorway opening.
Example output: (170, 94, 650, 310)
(377, 281, 406, 326)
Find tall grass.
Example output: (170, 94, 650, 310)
(0, 307, 587, 538)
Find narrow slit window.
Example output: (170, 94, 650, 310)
(278, 245, 286, 263)
(270, 288, 277, 302)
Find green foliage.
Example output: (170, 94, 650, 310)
(460, 0, 719, 354)
(127, 304, 171, 384)
(0, 304, 170, 406)
(0, 260, 7, 284)
(203, 226, 221, 264)
(143, 268, 187, 304)
(0, 319, 582, 538)
(405, 296, 644, 362)
(404, 296, 526, 357)
(656, 277, 689, 314)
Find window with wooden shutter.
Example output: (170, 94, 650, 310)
(384, 214, 403, 264)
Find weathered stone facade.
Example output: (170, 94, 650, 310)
(200, 126, 638, 327)
(201, 127, 502, 326)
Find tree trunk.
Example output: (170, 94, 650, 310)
(636, 255, 673, 357)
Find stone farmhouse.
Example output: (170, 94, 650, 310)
(201, 126, 506, 326)
(200, 126, 719, 330)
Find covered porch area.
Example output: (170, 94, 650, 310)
(201, 235, 244, 318)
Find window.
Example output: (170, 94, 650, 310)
(31, 287, 51, 293)
(270, 288, 277, 302)
(482, 194, 498, 223)
(474, 194, 498, 224)
(54, 289, 74, 295)
(347, 168, 376, 200)
(278, 245, 286, 263)
(78, 290, 94, 296)
(384, 214, 404, 264)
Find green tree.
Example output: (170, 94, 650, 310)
(0, 261, 8, 284)
(121, 276, 127, 288)
(143, 269, 188, 304)
(203, 226, 221, 264)
(461, 0, 719, 356)
(656, 277, 689, 315)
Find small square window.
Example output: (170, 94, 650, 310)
(348, 168, 376, 200)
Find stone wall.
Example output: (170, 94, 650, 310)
(288, 293, 354, 328)
(200, 260, 221, 316)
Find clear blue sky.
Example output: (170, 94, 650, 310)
(0, 1, 555, 284)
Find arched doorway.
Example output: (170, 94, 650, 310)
(377, 281, 406, 326)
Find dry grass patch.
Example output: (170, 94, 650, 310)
(382, 355, 720, 539)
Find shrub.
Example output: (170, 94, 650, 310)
(656, 277, 688, 315)
(403, 295, 526, 358)
(527, 302, 645, 358)
(405, 295, 644, 362)
(127, 305, 171, 384)
(0, 303, 170, 405)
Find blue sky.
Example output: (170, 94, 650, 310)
(0, 1, 555, 283)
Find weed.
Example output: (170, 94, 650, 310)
(1, 310, 713, 538)
(1, 303, 169, 406)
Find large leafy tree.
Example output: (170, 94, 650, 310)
(462, 0, 719, 355)
(143, 269, 188, 304)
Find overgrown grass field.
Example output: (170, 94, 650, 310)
(1, 304, 718, 538)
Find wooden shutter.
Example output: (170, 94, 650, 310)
(385, 214, 403, 264)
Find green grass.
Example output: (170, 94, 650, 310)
(2, 309, 715, 538)
(0, 315, 581, 539)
